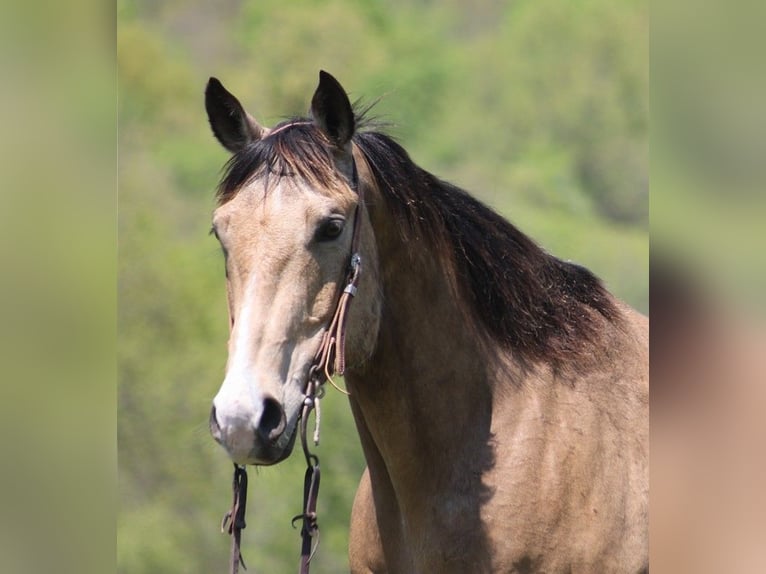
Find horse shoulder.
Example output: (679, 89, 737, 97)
(618, 301, 649, 387)
(349, 467, 387, 574)
(481, 305, 649, 571)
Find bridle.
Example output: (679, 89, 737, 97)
(221, 153, 364, 574)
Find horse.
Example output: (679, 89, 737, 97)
(204, 71, 649, 573)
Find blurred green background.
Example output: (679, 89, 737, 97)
(118, 0, 647, 572)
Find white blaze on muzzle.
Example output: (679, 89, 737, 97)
(212, 277, 286, 462)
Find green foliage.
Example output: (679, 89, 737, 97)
(119, 1, 647, 572)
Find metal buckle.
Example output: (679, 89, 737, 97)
(349, 253, 361, 271)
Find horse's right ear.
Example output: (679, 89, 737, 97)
(205, 77, 265, 153)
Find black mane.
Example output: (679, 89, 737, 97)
(354, 131, 619, 366)
(217, 118, 341, 202)
(216, 118, 620, 367)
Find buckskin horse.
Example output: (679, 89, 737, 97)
(205, 71, 648, 573)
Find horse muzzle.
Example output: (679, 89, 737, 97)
(209, 397, 297, 465)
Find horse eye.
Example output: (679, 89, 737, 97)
(317, 217, 345, 242)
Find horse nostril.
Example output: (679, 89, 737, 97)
(258, 397, 286, 443)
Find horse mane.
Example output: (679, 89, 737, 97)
(353, 131, 620, 368)
(216, 115, 620, 368)
(216, 118, 344, 202)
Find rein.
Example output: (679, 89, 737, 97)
(221, 158, 363, 574)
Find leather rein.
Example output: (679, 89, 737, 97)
(221, 159, 363, 574)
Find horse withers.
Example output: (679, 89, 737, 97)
(205, 71, 649, 573)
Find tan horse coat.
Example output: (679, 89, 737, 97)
(345, 152, 648, 573)
(204, 72, 648, 574)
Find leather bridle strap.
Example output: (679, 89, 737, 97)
(221, 464, 248, 573)
(292, 160, 364, 574)
(293, 383, 322, 573)
(304, 158, 363, 390)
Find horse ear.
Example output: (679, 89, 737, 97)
(205, 77, 265, 153)
(310, 71, 355, 148)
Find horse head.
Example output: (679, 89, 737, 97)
(205, 72, 380, 465)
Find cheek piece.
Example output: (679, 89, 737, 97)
(221, 158, 363, 574)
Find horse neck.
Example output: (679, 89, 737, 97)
(345, 176, 497, 529)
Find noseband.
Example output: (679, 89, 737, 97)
(222, 155, 364, 574)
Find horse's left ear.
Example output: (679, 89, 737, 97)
(310, 71, 355, 148)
